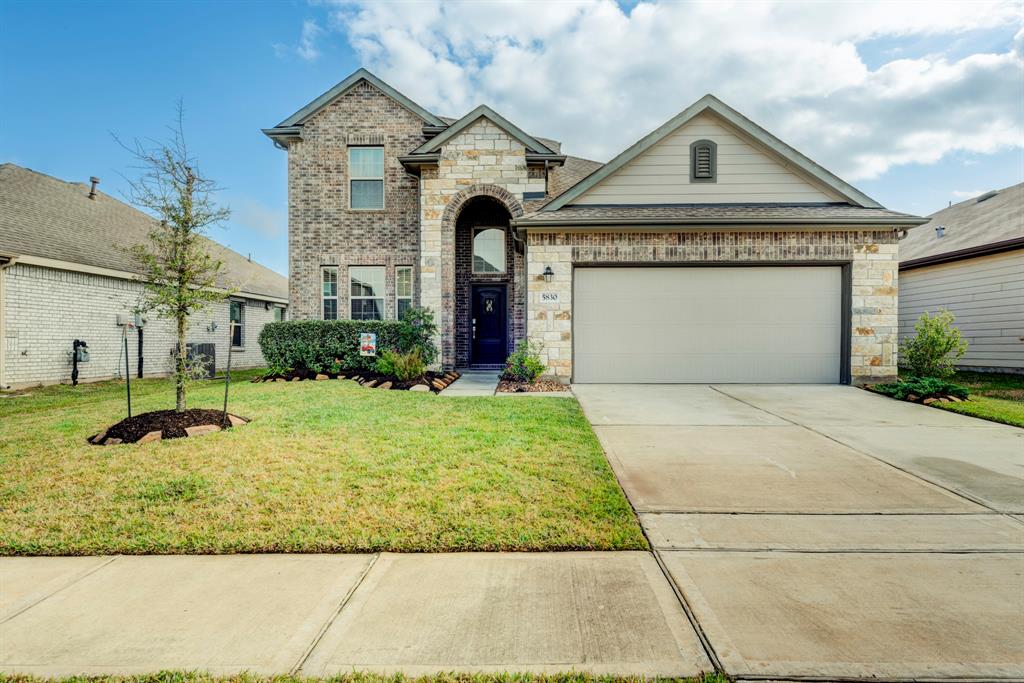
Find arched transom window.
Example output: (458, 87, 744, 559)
(473, 227, 506, 274)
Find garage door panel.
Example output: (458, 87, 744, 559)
(574, 267, 842, 383)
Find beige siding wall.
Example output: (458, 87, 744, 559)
(575, 113, 843, 205)
(899, 249, 1024, 370)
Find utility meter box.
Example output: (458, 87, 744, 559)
(75, 346, 90, 363)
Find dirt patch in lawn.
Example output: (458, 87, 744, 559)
(88, 409, 246, 445)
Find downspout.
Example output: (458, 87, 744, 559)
(0, 255, 18, 390)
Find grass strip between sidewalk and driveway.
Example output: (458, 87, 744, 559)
(0, 371, 646, 555)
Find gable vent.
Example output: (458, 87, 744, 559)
(689, 139, 717, 183)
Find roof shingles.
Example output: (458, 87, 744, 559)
(0, 164, 287, 300)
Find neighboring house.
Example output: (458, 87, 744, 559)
(899, 183, 1024, 373)
(0, 164, 288, 389)
(264, 68, 926, 385)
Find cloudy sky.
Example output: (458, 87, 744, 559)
(2, 0, 1021, 275)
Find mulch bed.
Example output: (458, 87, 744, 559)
(88, 408, 248, 445)
(497, 378, 569, 393)
(254, 369, 460, 393)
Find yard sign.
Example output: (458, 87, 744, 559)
(359, 332, 377, 356)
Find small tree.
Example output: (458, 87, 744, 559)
(900, 309, 968, 379)
(119, 106, 231, 412)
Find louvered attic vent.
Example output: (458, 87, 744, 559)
(690, 139, 717, 183)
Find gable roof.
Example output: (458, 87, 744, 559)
(543, 94, 882, 211)
(0, 164, 288, 302)
(409, 105, 557, 156)
(267, 68, 445, 133)
(900, 183, 1024, 267)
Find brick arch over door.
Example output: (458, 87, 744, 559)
(440, 184, 525, 369)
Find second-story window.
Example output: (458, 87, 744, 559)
(349, 146, 384, 209)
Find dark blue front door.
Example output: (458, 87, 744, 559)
(472, 285, 507, 365)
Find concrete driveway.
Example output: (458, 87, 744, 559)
(574, 383, 1024, 681)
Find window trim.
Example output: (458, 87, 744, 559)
(273, 305, 287, 323)
(348, 145, 385, 211)
(349, 265, 386, 321)
(395, 265, 413, 320)
(321, 266, 339, 320)
(689, 139, 717, 183)
(472, 227, 507, 275)
(229, 298, 245, 349)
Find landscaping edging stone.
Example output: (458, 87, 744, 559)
(255, 369, 460, 394)
(87, 409, 250, 446)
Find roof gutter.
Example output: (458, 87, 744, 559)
(900, 236, 1024, 271)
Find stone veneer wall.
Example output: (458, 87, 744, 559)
(419, 119, 544, 368)
(286, 81, 426, 320)
(526, 230, 900, 384)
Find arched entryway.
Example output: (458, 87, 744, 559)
(441, 185, 525, 369)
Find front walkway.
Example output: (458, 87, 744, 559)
(573, 383, 1024, 681)
(0, 552, 711, 677)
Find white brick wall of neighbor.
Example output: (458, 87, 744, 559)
(2, 263, 281, 389)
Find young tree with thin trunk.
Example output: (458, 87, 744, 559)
(118, 106, 232, 412)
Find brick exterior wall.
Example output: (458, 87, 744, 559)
(419, 120, 544, 368)
(1, 263, 281, 388)
(526, 230, 900, 385)
(286, 81, 427, 321)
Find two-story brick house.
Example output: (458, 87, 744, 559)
(264, 68, 926, 384)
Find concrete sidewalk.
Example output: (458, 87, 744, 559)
(0, 552, 713, 677)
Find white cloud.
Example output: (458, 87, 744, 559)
(296, 19, 324, 61)
(229, 197, 287, 239)
(951, 189, 985, 199)
(314, 0, 1022, 180)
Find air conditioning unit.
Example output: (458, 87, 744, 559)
(175, 342, 217, 379)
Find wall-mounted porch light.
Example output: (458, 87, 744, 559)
(543, 266, 554, 283)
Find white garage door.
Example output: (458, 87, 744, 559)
(574, 266, 843, 383)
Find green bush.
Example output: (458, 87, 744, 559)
(376, 348, 426, 381)
(398, 306, 438, 366)
(873, 376, 969, 401)
(900, 309, 968, 379)
(258, 319, 405, 374)
(501, 340, 546, 383)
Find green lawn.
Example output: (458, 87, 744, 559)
(935, 370, 1024, 428)
(0, 372, 646, 555)
(0, 674, 728, 683)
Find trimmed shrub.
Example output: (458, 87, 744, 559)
(376, 348, 426, 381)
(501, 340, 546, 383)
(900, 309, 968, 379)
(398, 307, 438, 366)
(258, 319, 405, 374)
(873, 376, 969, 401)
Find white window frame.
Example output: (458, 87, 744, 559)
(349, 266, 385, 321)
(348, 146, 385, 210)
(321, 267, 339, 320)
(229, 299, 245, 348)
(472, 227, 507, 274)
(396, 266, 413, 320)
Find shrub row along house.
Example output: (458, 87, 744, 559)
(0, 164, 288, 389)
(264, 68, 927, 385)
(898, 182, 1023, 374)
